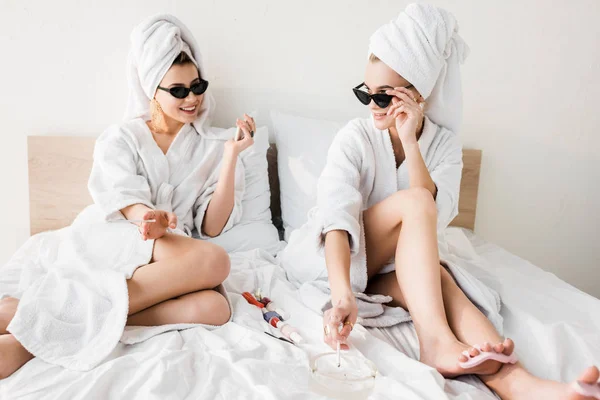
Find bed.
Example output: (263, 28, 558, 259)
(1, 133, 599, 400)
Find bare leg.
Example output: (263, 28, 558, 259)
(0, 297, 18, 335)
(0, 298, 33, 379)
(363, 188, 505, 376)
(366, 269, 510, 377)
(481, 364, 600, 400)
(127, 289, 231, 327)
(0, 335, 33, 379)
(369, 266, 509, 350)
(364, 190, 516, 374)
(364, 189, 451, 338)
(363, 189, 600, 398)
(437, 265, 515, 373)
(0, 233, 231, 380)
(126, 233, 231, 315)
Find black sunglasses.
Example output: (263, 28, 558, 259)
(352, 82, 413, 109)
(157, 79, 209, 99)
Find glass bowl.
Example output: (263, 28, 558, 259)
(310, 351, 377, 397)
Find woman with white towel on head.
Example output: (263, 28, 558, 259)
(0, 14, 256, 379)
(279, 4, 600, 399)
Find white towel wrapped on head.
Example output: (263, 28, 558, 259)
(125, 14, 221, 138)
(368, 3, 469, 134)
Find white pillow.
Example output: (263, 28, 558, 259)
(195, 126, 282, 255)
(270, 110, 342, 241)
(444, 227, 479, 260)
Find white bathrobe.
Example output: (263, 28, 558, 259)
(89, 118, 244, 239)
(279, 117, 503, 330)
(5, 120, 243, 371)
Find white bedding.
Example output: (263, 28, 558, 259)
(1, 228, 599, 399)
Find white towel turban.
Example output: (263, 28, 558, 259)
(368, 3, 469, 134)
(124, 14, 216, 135)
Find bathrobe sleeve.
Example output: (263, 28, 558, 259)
(193, 156, 245, 239)
(315, 125, 364, 256)
(88, 127, 155, 221)
(430, 132, 463, 230)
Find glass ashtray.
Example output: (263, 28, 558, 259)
(310, 352, 377, 397)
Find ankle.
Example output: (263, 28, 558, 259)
(481, 364, 537, 398)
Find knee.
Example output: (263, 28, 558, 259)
(185, 291, 231, 326)
(190, 242, 231, 288)
(207, 292, 232, 326)
(402, 187, 437, 218)
(207, 244, 231, 285)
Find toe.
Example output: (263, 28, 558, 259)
(502, 338, 515, 356)
(482, 342, 493, 352)
(469, 347, 480, 358)
(493, 342, 505, 354)
(579, 366, 600, 384)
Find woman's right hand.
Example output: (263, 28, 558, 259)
(323, 294, 358, 350)
(138, 209, 177, 241)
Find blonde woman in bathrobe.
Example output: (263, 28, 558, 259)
(0, 15, 255, 379)
(280, 4, 599, 399)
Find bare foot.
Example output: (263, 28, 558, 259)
(0, 297, 18, 334)
(567, 366, 600, 400)
(509, 366, 600, 400)
(420, 338, 514, 378)
(0, 334, 33, 379)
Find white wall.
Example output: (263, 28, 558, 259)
(1, 0, 599, 297)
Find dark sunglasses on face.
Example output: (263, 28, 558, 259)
(157, 79, 209, 99)
(352, 82, 414, 109)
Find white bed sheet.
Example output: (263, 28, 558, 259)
(1, 228, 598, 399)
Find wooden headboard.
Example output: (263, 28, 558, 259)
(27, 136, 482, 235)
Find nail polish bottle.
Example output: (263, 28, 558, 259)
(269, 317, 303, 344)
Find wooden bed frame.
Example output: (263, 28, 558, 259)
(27, 136, 482, 235)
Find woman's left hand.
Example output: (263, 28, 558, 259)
(224, 113, 255, 157)
(385, 87, 425, 146)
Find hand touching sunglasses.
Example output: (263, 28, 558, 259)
(352, 82, 414, 108)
